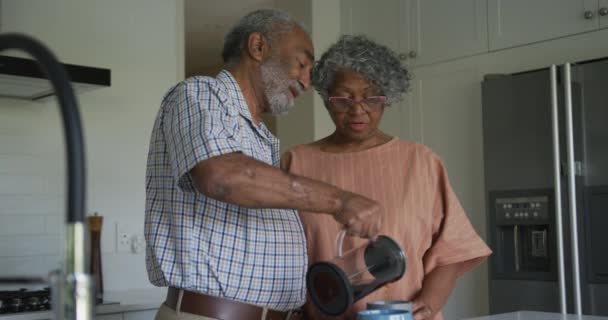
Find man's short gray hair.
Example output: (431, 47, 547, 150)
(222, 9, 307, 66)
(312, 35, 411, 105)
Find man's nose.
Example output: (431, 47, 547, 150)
(299, 69, 311, 91)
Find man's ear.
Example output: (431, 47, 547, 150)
(246, 32, 270, 62)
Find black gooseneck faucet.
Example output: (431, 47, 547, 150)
(0, 33, 94, 320)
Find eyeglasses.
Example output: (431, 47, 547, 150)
(327, 96, 387, 113)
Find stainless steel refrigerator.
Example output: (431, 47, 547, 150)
(482, 58, 608, 316)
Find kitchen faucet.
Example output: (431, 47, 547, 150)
(0, 33, 94, 320)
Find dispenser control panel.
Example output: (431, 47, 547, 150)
(495, 196, 549, 225)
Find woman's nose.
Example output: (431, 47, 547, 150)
(348, 102, 367, 114)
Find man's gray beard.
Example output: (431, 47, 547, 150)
(260, 58, 296, 116)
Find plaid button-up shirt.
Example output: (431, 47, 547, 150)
(145, 70, 307, 311)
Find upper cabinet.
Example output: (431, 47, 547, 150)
(600, 0, 608, 29)
(409, 0, 488, 66)
(340, 0, 408, 56)
(488, 0, 605, 50)
(340, 0, 488, 66)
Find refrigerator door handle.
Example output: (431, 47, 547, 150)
(514, 225, 520, 272)
(550, 65, 568, 314)
(563, 62, 583, 316)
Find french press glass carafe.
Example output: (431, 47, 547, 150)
(307, 230, 406, 316)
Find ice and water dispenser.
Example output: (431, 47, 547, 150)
(491, 194, 554, 276)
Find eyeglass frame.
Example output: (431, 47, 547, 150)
(327, 96, 387, 113)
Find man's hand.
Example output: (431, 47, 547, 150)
(333, 191, 382, 238)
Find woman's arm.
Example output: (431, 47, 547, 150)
(412, 263, 460, 320)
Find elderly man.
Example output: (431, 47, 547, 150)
(145, 9, 382, 320)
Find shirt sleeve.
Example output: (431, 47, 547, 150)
(163, 80, 243, 192)
(280, 149, 293, 172)
(422, 154, 492, 276)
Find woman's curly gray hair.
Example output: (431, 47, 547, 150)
(312, 35, 411, 105)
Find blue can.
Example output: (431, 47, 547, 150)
(356, 309, 413, 320)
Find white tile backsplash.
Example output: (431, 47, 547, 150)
(0, 154, 40, 174)
(0, 235, 61, 257)
(0, 215, 45, 235)
(0, 255, 61, 278)
(0, 195, 63, 215)
(0, 174, 47, 194)
(43, 214, 64, 235)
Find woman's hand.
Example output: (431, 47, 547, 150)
(412, 299, 436, 320)
(411, 263, 460, 320)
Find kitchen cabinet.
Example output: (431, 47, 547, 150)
(408, 0, 487, 66)
(341, 0, 488, 66)
(340, 0, 407, 55)
(601, 0, 608, 28)
(487, 0, 601, 50)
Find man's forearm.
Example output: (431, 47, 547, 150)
(191, 152, 344, 214)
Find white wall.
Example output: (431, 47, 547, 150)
(0, 0, 184, 292)
(310, 0, 342, 140)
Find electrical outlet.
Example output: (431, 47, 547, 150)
(117, 231, 131, 253)
(131, 234, 145, 254)
(115, 222, 143, 254)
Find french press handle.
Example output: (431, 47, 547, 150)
(336, 229, 347, 258)
(336, 229, 379, 258)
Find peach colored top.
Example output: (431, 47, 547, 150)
(282, 138, 492, 320)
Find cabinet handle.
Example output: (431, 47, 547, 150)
(399, 53, 408, 61)
(408, 50, 418, 58)
(599, 7, 608, 16)
(584, 10, 594, 19)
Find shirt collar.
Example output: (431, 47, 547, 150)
(216, 70, 251, 118)
(216, 70, 278, 143)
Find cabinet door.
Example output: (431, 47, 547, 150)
(488, 0, 598, 50)
(409, 0, 488, 66)
(600, 0, 608, 29)
(340, 0, 408, 53)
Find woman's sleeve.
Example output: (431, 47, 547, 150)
(422, 155, 492, 276)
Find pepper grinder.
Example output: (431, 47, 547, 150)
(87, 212, 104, 304)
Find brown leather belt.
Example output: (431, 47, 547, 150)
(164, 287, 295, 320)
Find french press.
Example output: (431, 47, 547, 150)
(307, 230, 407, 316)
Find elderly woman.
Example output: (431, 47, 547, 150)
(281, 35, 492, 320)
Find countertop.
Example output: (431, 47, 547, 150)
(0, 288, 165, 320)
(465, 311, 608, 320)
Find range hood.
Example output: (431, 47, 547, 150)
(0, 54, 111, 100)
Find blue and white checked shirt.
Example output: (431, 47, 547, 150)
(145, 70, 307, 311)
